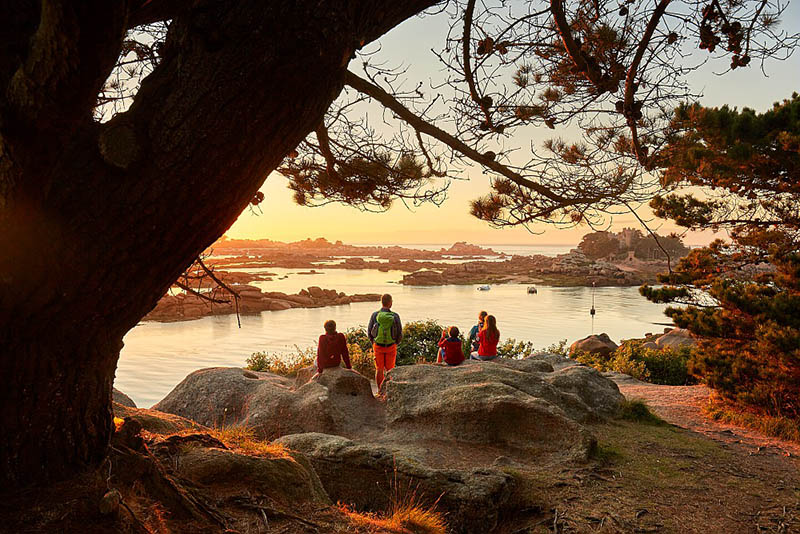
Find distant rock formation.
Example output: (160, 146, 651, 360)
(401, 269, 445, 285)
(143, 285, 381, 322)
(441, 241, 498, 256)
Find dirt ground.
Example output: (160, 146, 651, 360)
(493, 376, 800, 533)
(613, 375, 800, 457)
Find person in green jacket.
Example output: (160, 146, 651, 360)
(367, 294, 403, 389)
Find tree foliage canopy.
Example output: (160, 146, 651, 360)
(276, 0, 798, 229)
(642, 94, 800, 421)
(578, 231, 620, 259)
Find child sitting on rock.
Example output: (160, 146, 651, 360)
(437, 326, 465, 366)
(316, 319, 352, 374)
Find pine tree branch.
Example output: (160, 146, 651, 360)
(344, 69, 596, 207)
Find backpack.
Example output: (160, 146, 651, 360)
(371, 310, 397, 345)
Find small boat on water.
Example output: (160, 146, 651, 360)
(527, 286, 538, 294)
(477, 285, 491, 291)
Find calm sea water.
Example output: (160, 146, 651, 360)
(116, 245, 671, 407)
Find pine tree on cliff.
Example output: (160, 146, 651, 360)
(0, 0, 795, 488)
(642, 94, 800, 423)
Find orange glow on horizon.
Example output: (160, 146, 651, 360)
(225, 173, 718, 247)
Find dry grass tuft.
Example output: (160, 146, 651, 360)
(149, 425, 289, 458)
(210, 425, 290, 457)
(340, 503, 446, 534)
(705, 401, 800, 443)
(389, 502, 447, 533)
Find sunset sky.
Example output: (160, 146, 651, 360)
(227, 6, 800, 246)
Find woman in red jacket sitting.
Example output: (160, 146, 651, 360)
(470, 315, 500, 361)
(437, 326, 465, 366)
(316, 320, 352, 374)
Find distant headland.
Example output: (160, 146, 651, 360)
(142, 231, 687, 323)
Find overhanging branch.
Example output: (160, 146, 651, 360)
(624, 0, 672, 168)
(344, 70, 581, 205)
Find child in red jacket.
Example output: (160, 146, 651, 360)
(316, 320, 352, 373)
(437, 326, 465, 366)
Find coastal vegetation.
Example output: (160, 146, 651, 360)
(574, 340, 696, 385)
(578, 229, 689, 262)
(642, 94, 800, 436)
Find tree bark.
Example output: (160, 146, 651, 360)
(0, 0, 438, 489)
(0, 330, 119, 487)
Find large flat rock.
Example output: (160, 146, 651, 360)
(153, 366, 383, 439)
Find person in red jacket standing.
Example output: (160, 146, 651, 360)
(316, 320, 352, 374)
(437, 326, 465, 366)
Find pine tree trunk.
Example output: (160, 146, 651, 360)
(0, 327, 119, 487)
(0, 0, 438, 489)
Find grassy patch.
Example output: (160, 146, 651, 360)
(705, 401, 800, 442)
(617, 399, 667, 425)
(589, 420, 728, 494)
(589, 443, 624, 465)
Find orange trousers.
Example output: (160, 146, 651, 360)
(373, 343, 397, 388)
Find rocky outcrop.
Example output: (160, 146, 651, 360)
(153, 367, 383, 439)
(654, 327, 697, 350)
(154, 355, 626, 532)
(113, 403, 208, 434)
(143, 285, 381, 322)
(381, 359, 622, 459)
(113, 388, 136, 408)
(569, 333, 619, 356)
(118, 406, 331, 508)
(542, 364, 624, 417)
(401, 270, 444, 285)
(275, 432, 517, 534)
(529, 352, 578, 371)
(158, 444, 330, 504)
(155, 357, 623, 457)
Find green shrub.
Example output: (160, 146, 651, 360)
(247, 343, 376, 379)
(574, 340, 696, 385)
(345, 326, 372, 353)
(572, 349, 610, 370)
(397, 319, 448, 365)
(348, 342, 376, 377)
(246, 346, 315, 376)
(496, 339, 536, 359)
(608, 350, 651, 381)
(347, 319, 451, 366)
(542, 339, 569, 356)
(343, 320, 563, 368)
